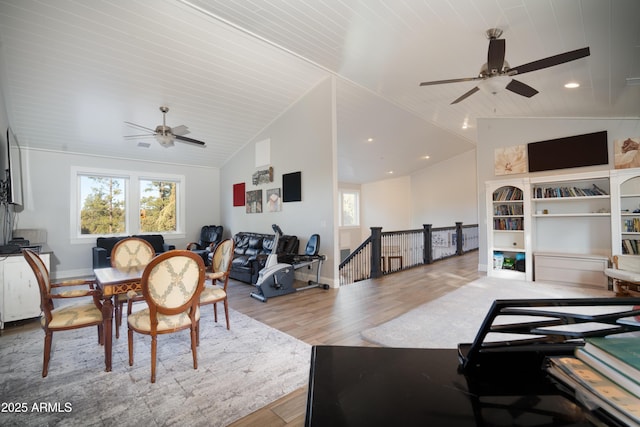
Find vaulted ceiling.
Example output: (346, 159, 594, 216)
(0, 0, 638, 184)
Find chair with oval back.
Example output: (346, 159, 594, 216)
(200, 238, 235, 332)
(22, 248, 104, 377)
(110, 237, 155, 339)
(127, 250, 205, 383)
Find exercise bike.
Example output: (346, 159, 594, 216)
(250, 224, 329, 302)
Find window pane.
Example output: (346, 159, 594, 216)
(341, 192, 359, 226)
(139, 179, 177, 232)
(79, 175, 126, 235)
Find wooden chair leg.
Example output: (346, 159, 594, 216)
(191, 324, 198, 370)
(150, 335, 157, 383)
(42, 331, 53, 378)
(115, 301, 122, 339)
(213, 303, 218, 323)
(97, 324, 104, 346)
(128, 328, 134, 366)
(224, 300, 230, 330)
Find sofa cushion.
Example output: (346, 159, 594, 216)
(133, 234, 165, 254)
(96, 237, 122, 254)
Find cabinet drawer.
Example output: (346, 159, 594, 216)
(534, 253, 608, 287)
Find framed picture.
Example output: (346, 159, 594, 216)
(494, 145, 527, 175)
(266, 188, 282, 212)
(246, 190, 262, 213)
(233, 182, 245, 206)
(282, 171, 301, 202)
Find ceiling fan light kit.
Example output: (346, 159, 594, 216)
(124, 106, 206, 148)
(419, 28, 590, 104)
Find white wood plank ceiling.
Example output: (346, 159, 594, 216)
(1, 0, 638, 183)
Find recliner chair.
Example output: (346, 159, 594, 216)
(186, 225, 223, 265)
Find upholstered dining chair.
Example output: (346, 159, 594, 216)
(127, 250, 205, 383)
(110, 237, 155, 339)
(22, 248, 104, 378)
(200, 239, 234, 333)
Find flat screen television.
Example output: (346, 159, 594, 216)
(4, 128, 23, 206)
(282, 171, 301, 202)
(527, 130, 609, 173)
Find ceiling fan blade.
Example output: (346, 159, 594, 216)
(420, 76, 482, 86)
(124, 134, 155, 139)
(487, 38, 505, 74)
(505, 79, 539, 98)
(451, 86, 480, 104)
(124, 121, 156, 133)
(509, 47, 590, 75)
(171, 125, 190, 136)
(175, 134, 206, 146)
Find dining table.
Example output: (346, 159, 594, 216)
(93, 265, 146, 372)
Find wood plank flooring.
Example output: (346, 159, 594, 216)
(1, 251, 482, 426)
(227, 250, 482, 426)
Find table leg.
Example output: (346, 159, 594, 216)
(102, 297, 114, 372)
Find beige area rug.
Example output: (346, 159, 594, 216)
(361, 276, 614, 349)
(0, 308, 311, 426)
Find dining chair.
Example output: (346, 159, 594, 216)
(22, 248, 104, 377)
(200, 239, 234, 333)
(110, 237, 155, 339)
(127, 250, 205, 383)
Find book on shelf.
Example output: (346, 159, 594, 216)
(623, 239, 640, 255)
(546, 356, 640, 425)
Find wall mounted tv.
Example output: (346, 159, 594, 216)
(3, 128, 23, 206)
(527, 130, 608, 173)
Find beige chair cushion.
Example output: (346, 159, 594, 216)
(199, 285, 226, 304)
(128, 306, 200, 332)
(44, 303, 103, 329)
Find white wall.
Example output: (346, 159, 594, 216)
(477, 117, 640, 272)
(220, 77, 337, 285)
(15, 148, 219, 279)
(361, 176, 412, 240)
(411, 149, 478, 228)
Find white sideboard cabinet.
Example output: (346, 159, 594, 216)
(0, 252, 50, 330)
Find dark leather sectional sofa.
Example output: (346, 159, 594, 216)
(229, 231, 299, 284)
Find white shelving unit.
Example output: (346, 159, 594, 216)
(611, 169, 640, 257)
(529, 171, 611, 287)
(486, 179, 531, 281)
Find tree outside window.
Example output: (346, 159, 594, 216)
(139, 180, 177, 232)
(79, 176, 126, 235)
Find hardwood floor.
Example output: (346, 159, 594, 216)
(1, 250, 481, 426)
(227, 250, 483, 426)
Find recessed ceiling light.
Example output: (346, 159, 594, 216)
(367, 138, 374, 142)
(564, 82, 580, 89)
(387, 170, 394, 174)
(423, 155, 430, 160)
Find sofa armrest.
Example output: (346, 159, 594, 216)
(92, 247, 110, 269)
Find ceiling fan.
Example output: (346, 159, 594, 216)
(124, 106, 206, 148)
(419, 28, 590, 104)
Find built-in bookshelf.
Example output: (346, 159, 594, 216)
(611, 171, 640, 256)
(530, 172, 611, 258)
(486, 171, 617, 286)
(486, 180, 530, 280)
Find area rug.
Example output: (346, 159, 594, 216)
(0, 308, 311, 426)
(361, 276, 614, 349)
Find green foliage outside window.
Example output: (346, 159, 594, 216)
(139, 180, 177, 232)
(80, 176, 126, 235)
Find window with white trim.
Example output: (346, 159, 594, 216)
(71, 167, 185, 240)
(339, 189, 360, 227)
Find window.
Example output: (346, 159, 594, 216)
(71, 167, 185, 241)
(339, 189, 360, 227)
